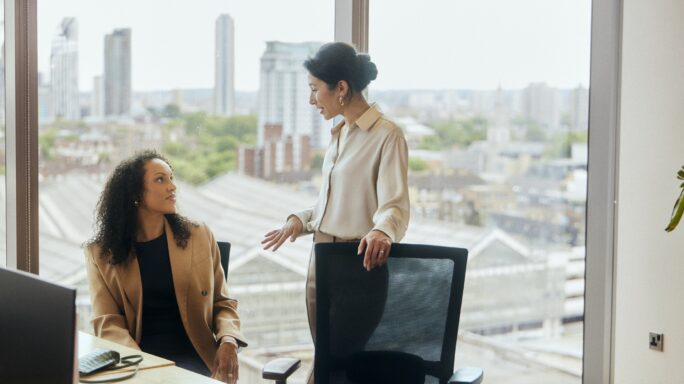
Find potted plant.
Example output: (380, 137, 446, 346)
(665, 165, 684, 232)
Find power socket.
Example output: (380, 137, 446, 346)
(649, 332, 664, 351)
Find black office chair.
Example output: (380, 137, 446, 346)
(217, 241, 231, 280)
(263, 242, 483, 384)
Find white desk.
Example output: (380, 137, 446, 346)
(78, 331, 222, 383)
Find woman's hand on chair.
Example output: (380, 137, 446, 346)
(212, 341, 239, 384)
(262, 216, 303, 251)
(358, 230, 392, 271)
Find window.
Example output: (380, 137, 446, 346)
(37, 0, 332, 379)
(369, 0, 591, 382)
(0, 0, 624, 381)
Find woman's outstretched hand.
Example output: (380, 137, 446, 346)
(358, 230, 392, 271)
(262, 216, 303, 251)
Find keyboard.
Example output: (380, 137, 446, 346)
(79, 349, 120, 376)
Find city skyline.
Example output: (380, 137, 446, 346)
(38, 0, 590, 92)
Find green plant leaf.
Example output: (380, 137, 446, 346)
(665, 189, 684, 232)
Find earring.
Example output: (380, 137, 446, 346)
(134, 200, 139, 207)
(339, 97, 345, 106)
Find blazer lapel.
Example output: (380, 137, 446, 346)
(165, 219, 193, 321)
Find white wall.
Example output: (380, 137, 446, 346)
(614, 0, 684, 382)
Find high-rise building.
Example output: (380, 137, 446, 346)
(214, 14, 235, 116)
(104, 28, 131, 117)
(257, 41, 326, 175)
(523, 82, 560, 131)
(569, 85, 589, 132)
(486, 87, 511, 144)
(50, 17, 79, 120)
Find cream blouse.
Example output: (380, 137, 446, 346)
(292, 104, 410, 242)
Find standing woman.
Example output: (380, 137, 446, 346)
(262, 42, 410, 383)
(85, 150, 246, 384)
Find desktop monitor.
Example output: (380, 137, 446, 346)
(0, 267, 77, 384)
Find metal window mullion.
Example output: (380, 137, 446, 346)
(334, 0, 369, 104)
(334, 0, 369, 53)
(4, 0, 38, 273)
(583, 0, 622, 382)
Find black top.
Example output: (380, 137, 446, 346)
(136, 232, 210, 376)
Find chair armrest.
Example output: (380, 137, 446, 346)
(262, 358, 301, 381)
(448, 367, 484, 384)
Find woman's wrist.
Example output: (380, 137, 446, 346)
(371, 229, 392, 242)
(219, 336, 238, 348)
(287, 214, 303, 227)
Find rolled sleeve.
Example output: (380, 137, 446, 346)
(207, 225, 248, 347)
(289, 208, 315, 236)
(372, 129, 410, 242)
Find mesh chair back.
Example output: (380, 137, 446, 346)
(314, 242, 468, 384)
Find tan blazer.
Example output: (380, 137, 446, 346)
(84, 219, 247, 370)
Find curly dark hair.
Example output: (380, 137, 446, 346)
(88, 150, 197, 265)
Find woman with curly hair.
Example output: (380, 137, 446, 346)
(85, 150, 246, 383)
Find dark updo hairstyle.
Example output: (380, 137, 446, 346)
(304, 42, 378, 99)
(88, 149, 196, 265)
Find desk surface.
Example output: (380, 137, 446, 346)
(78, 331, 221, 384)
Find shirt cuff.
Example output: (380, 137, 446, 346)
(372, 224, 396, 243)
(220, 336, 239, 348)
(288, 212, 314, 235)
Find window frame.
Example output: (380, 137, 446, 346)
(4, 0, 38, 273)
(4, 0, 619, 381)
(583, 0, 622, 382)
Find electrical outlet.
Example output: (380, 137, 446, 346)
(649, 332, 664, 351)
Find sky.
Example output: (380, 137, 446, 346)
(38, 0, 591, 92)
